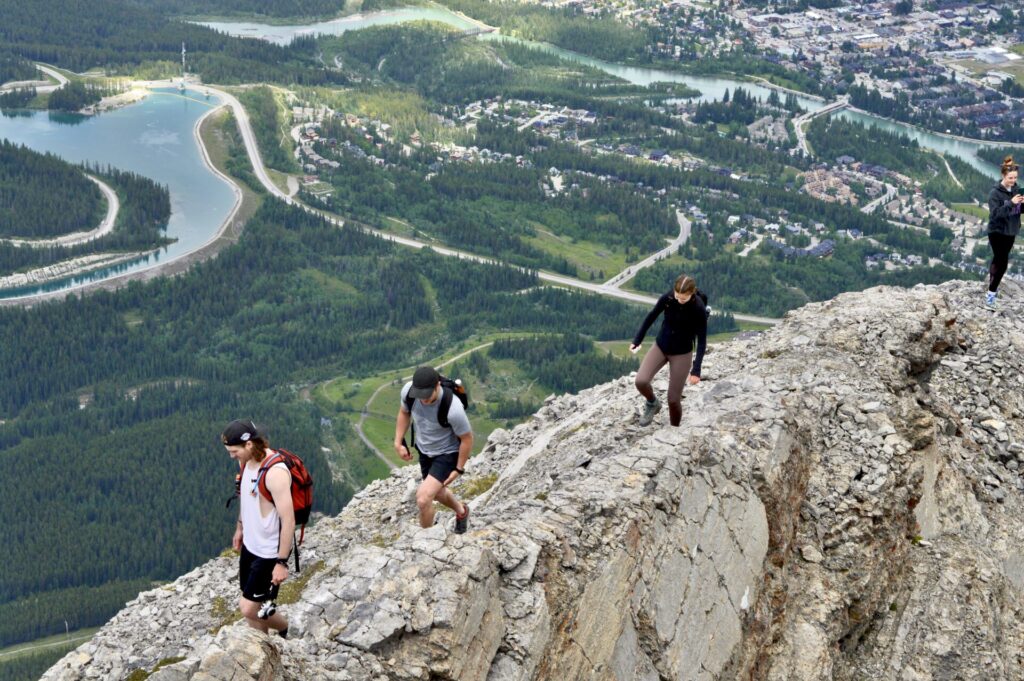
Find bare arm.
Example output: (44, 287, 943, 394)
(443, 430, 474, 487)
(266, 466, 294, 584)
(394, 406, 412, 461)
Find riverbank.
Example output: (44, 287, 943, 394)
(844, 104, 1024, 152)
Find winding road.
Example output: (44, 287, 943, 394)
(603, 210, 690, 289)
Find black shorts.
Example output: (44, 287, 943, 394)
(419, 451, 459, 482)
(239, 545, 279, 603)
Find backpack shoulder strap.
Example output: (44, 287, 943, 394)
(437, 386, 453, 429)
(256, 451, 286, 504)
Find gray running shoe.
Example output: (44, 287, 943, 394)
(986, 291, 997, 308)
(455, 504, 470, 534)
(639, 398, 661, 426)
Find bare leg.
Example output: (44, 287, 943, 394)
(240, 597, 288, 633)
(435, 486, 465, 515)
(416, 476, 448, 528)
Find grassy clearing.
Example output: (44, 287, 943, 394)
(525, 228, 630, 281)
(199, 107, 263, 231)
(952, 202, 988, 220)
(266, 168, 293, 195)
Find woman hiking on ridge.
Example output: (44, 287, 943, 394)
(630, 273, 707, 427)
(985, 155, 1023, 308)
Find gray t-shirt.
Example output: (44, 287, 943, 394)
(400, 381, 472, 457)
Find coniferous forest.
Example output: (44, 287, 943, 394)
(0, 157, 172, 277)
(0, 140, 103, 239)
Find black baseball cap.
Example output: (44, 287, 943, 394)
(408, 366, 440, 399)
(221, 419, 262, 446)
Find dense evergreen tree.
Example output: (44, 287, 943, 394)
(0, 140, 102, 239)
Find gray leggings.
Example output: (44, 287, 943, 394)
(635, 345, 692, 426)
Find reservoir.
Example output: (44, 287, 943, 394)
(0, 88, 237, 299)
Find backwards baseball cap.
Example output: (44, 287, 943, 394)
(221, 419, 262, 446)
(408, 366, 440, 399)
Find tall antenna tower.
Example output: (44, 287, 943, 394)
(180, 42, 187, 92)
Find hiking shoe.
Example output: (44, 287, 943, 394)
(639, 398, 661, 426)
(455, 504, 470, 534)
(986, 291, 997, 308)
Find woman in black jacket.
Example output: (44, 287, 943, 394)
(630, 273, 707, 427)
(985, 155, 1023, 307)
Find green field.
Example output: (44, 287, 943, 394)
(952, 202, 988, 220)
(526, 227, 631, 281)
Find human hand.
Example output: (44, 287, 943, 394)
(396, 443, 412, 461)
(271, 563, 288, 586)
(232, 527, 242, 551)
(629, 343, 640, 354)
(687, 375, 701, 385)
(1013, 194, 1024, 204)
(442, 469, 461, 487)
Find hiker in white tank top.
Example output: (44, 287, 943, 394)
(222, 420, 294, 638)
(239, 454, 289, 558)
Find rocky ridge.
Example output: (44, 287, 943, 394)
(43, 280, 1024, 681)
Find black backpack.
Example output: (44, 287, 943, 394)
(696, 289, 711, 318)
(403, 376, 468, 452)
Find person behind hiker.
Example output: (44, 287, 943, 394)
(630, 274, 707, 427)
(394, 366, 472, 533)
(223, 419, 293, 638)
(985, 155, 1023, 307)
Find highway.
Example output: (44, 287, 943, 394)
(603, 210, 691, 289)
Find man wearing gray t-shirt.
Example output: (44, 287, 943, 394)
(394, 366, 473, 533)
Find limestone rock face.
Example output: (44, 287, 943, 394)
(42, 281, 1024, 680)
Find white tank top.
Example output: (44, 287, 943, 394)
(240, 452, 288, 559)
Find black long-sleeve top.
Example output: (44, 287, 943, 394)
(632, 291, 708, 376)
(987, 182, 1022, 236)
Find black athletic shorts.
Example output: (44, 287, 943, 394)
(419, 451, 459, 482)
(239, 545, 279, 603)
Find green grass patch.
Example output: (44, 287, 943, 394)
(199, 107, 263, 229)
(209, 596, 243, 634)
(526, 228, 630, 281)
(456, 472, 498, 499)
(266, 168, 292, 195)
(278, 560, 326, 605)
(952, 202, 988, 220)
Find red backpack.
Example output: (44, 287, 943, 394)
(229, 448, 314, 569)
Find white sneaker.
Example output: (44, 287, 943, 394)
(985, 291, 997, 308)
